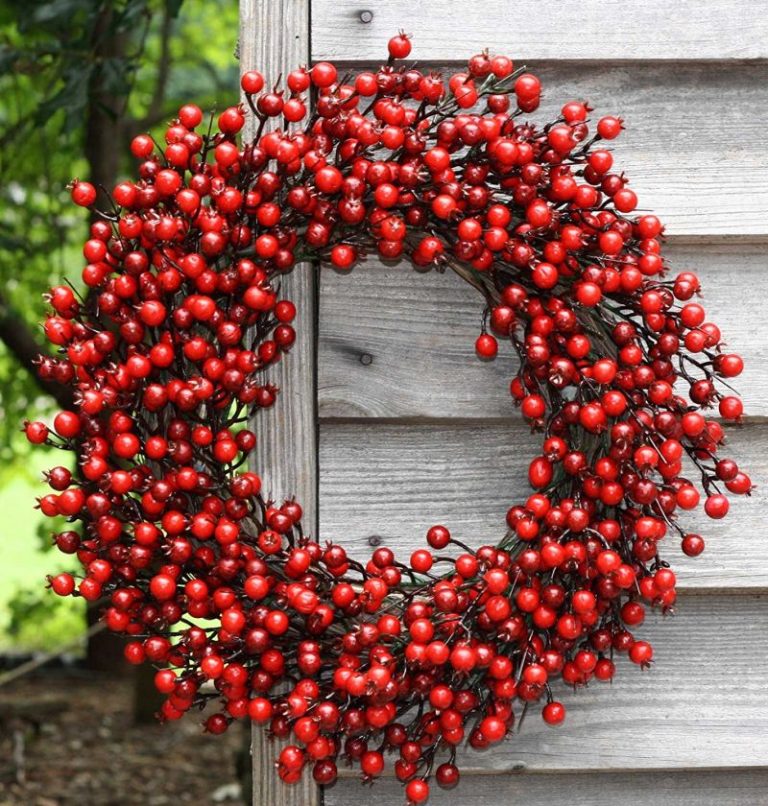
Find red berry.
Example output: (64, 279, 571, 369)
(311, 62, 337, 88)
(475, 333, 498, 359)
(388, 33, 412, 59)
(49, 573, 75, 596)
(71, 181, 97, 207)
(25, 421, 49, 444)
(405, 779, 430, 804)
(542, 701, 565, 725)
(597, 115, 623, 139)
(410, 549, 433, 574)
(178, 104, 203, 128)
(330, 243, 357, 270)
(704, 494, 729, 519)
(241, 70, 265, 94)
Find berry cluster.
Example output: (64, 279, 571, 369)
(25, 34, 749, 804)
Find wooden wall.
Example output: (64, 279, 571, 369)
(242, 1, 768, 803)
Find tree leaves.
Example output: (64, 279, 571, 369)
(29, 0, 90, 28)
(0, 0, 240, 649)
(36, 64, 92, 129)
(0, 0, 240, 465)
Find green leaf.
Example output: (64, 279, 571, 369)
(115, 0, 150, 30)
(35, 64, 91, 129)
(30, 0, 89, 27)
(0, 232, 26, 251)
(4, 585, 85, 650)
(167, 0, 185, 18)
(0, 46, 19, 74)
(100, 56, 133, 97)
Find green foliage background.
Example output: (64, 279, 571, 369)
(0, 0, 239, 650)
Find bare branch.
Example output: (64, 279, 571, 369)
(142, 0, 174, 128)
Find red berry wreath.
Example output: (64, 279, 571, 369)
(25, 33, 751, 804)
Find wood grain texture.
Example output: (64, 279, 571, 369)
(312, 0, 768, 62)
(319, 241, 768, 419)
(323, 594, 768, 774)
(327, 768, 768, 806)
(240, 2, 320, 805)
(319, 420, 766, 590)
(325, 62, 766, 236)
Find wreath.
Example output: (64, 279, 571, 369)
(25, 34, 750, 804)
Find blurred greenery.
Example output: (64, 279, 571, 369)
(0, 0, 239, 651)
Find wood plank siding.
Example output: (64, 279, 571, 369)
(241, 1, 768, 802)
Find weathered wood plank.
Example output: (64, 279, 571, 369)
(315, 62, 766, 236)
(313, 0, 768, 62)
(319, 421, 766, 590)
(240, 2, 320, 805)
(319, 241, 766, 418)
(323, 594, 768, 773)
(327, 768, 768, 806)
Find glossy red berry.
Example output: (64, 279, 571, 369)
(542, 701, 565, 725)
(241, 70, 265, 94)
(388, 33, 412, 59)
(71, 180, 97, 207)
(475, 333, 498, 359)
(597, 116, 623, 139)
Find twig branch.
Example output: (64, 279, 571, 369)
(141, 0, 174, 128)
(0, 621, 106, 688)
